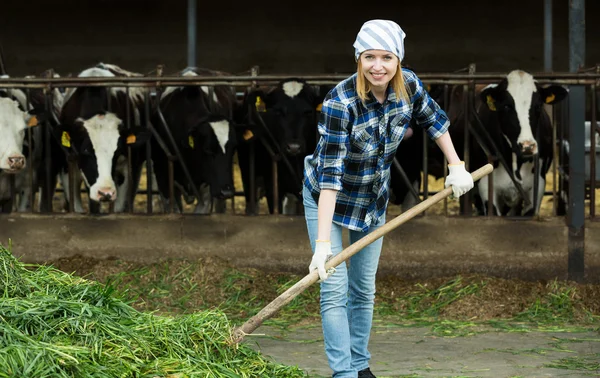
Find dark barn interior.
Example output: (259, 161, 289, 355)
(1, 0, 598, 77)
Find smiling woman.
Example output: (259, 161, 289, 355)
(301, 19, 475, 378)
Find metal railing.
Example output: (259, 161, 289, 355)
(0, 66, 598, 218)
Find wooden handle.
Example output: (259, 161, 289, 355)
(231, 163, 494, 344)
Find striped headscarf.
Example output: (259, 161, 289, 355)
(353, 19, 406, 61)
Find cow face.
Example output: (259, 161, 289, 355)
(254, 80, 319, 157)
(0, 97, 36, 173)
(62, 112, 150, 203)
(185, 116, 236, 199)
(481, 70, 567, 157)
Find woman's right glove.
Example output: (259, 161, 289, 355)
(309, 240, 334, 282)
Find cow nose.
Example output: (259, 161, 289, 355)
(8, 155, 26, 170)
(286, 143, 302, 156)
(97, 187, 116, 201)
(520, 141, 538, 156)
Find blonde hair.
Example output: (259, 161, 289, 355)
(356, 59, 409, 104)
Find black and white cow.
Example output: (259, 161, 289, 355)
(237, 78, 323, 215)
(389, 70, 568, 216)
(58, 63, 151, 213)
(473, 70, 567, 215)
(388, 83, 449, 211)
(150, 67, 238, 214)
(0, 80, 43, 213)
(21, 70, 84, 213)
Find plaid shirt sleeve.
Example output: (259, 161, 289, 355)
(316, 95, 352, 191)
(407, 71, 450, 140)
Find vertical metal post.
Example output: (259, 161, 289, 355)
(461, 63, 475, 216)
(272, 160, 279, 215)
(422, 123, 428, 209)
(567, 0, 585, 282)
(145, 92, 153, 214)
(44, 87, 53, 212)
(589, 85, 596, 219)
(187, 0, 197, 68)
(443, 84, 449, 216)
(544, 0, 553, 72)
(126, 87, 133, 214)
(544, 0, 556, 216)
(248, 66, 259, 215)
(25, 89, 34, 212)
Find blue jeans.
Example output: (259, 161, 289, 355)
(303, 185, 385, 378)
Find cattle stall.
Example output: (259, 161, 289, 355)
(0, 67, 599, 219)
(1, 68, 600, 283)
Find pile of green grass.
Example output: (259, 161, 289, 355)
(0, 243, 305, 378)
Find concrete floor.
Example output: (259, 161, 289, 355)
(248, 323, 600, 377)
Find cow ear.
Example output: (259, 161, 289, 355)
(254, 94, 267, 113)
(123, 127, 151, 147)
(480, 85, 499, 112)
(233, 123, 256, 143)
(23, 109, 45, 128)
(61, 131, 72, 148)
(540, 85, 568, 105)
(184, 134, 195, 149)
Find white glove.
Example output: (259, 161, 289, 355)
(444, 162, 474, 198)
(309, 240, 334, 282)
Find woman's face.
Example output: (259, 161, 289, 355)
(359, 49, 398, 91)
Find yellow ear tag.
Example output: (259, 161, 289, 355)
(61, 131, 71, 147)
(126, 134, 136, 144)
(243, 129, 254, 141)
(486, 95, 497, 111)
(27, 116, 38, 127)
(188, 136, 195, 149)
(316, 103, 323, 111)
(545, 93, 555, 104)
(255, 96, 266, 112)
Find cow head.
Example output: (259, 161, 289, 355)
(246, 79, 321, 157)
(61, 112, 150, 202)
(480, 70, 568, 157)
(184, 114, 237, 199)
(0, 95, 42, 173)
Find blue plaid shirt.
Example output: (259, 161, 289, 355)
(303, 69, 449, 232)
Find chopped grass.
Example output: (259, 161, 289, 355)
(0, 244, 305, 377)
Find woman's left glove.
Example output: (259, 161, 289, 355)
(309, 240, 334, 282)
(444, 162, 474, 198)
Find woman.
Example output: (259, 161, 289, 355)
(302, 19, 474, 378)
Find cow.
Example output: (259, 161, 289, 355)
(0, 79, 43, 212)
(236, 78, 323, 215)
(58, 63, 151, 213)
(468, 70, 568, 216)
(393, 70, 568, 216)
(19, 70, 86, 213)
(388, 82, 449, 211)
(150, 67, 239, 214)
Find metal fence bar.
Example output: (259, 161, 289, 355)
(1, 73, 600, 89)
(2, 71, 599, 219)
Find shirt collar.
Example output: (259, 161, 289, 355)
(365, 85, 396, 107)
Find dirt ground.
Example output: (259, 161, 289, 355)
(48, 254, 600, 323)
(45, 254, 600, 377)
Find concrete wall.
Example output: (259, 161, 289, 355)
(2, 214, 599, 283)
(1, 0, 598, 77)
